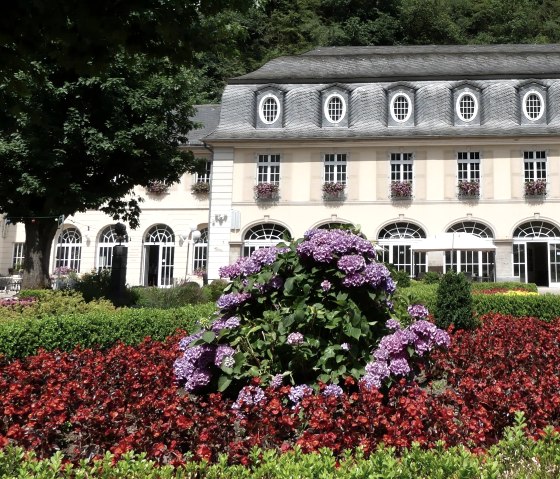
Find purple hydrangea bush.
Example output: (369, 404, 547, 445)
(174, 228, 449, 396)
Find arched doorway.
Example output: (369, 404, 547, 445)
(143, 224, 175, 287)
(55, 227, 82, 272)
(446, 221, 495, 280)
(377, 222, 427, 277)
(513, 220, 560, 286)
(97, 225, 119, 271)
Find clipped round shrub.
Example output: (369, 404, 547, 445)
(174, 229, 450, 396)
(435, 270, 477, 330)
(202, 279, 229, 302)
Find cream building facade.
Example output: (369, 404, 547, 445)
(2, 45, 560, 287)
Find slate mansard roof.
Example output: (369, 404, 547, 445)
(205, 44, 560, 142)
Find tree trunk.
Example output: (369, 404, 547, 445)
(21, 219, 59, 289)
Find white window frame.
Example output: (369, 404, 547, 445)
(390, 93, 412, 123)
(523, 150, 547, 181)
(323, 153, 347, 184)
(457, 151, 481, 182)
(258, 94, 281, 124)
(97, 225, 119, 270)
(193, 228, 208, 273)
(456, 92, 478, 122)
(55, 227, 82, 272)
(522, 90, 545, 121)
(323, 93, 347, 124)
(390, 152, 414, 182)
(196, 161, 212, 184)
(12, 242, 24, 268)
(257, 154, 280, 184)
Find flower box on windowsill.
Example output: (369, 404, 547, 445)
(191, 181, 210, 195)
(146, 180, 169, 195)
(322, 182, 346, 201)
(390, 181, 413, 199)
(525, 179, 547, 197)
(254, 182, 279, 201)
(458, 180, 480, 198)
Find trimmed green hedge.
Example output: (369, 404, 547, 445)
(0, 303, 215, 360)
(401, 282, 560, 320)
(1, 414, 559, 478)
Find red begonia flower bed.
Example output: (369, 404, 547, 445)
(1, 313, 559, 465)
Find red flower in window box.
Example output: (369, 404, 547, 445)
(390, 181, 413, 198)
(254, 182, 279, 200)
(524, 179, 547, 197)
(191, 181, 210, 195)
(458, 180, 480, 197)
(322, 182, 345, 200)
(146, 180, 169, 194)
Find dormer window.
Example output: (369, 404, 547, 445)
(522, 90, 544, 121)
(390, 94, 411, 122)
(518, 83, 547, 125)
(255, 88, 284, 129)
(387, 87, 415, 127)
(456, 92, 478, 122)
(321, 87, 349, 127)
(453, 84, 481, 126)
(324, 93, 346, 123)
(259, 94, 280, 124)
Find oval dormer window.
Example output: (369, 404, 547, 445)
(390, 93, 412, 123)
(259, 94, 280, 124)
(324, 93, 346, 123)
(523, 91, 544, 121)
(456, 92, 478, 122)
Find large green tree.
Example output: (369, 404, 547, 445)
(0, 0, 247, 288)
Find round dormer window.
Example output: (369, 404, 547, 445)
(456, 92, 478, 122)
(522, 91, 544, 121)
(324, 93, 346, 123)
(259, 94, 280, 124)
(390, 93, 412, 123)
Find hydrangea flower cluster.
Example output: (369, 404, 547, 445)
(288, 384, 313, 405)
(232, 385, 266, 413)
(219, 247, 288, 279)
(322, 384, 343, 398)
(297, 229, 376, 263)
(174, 315, 239, 392)
(407, 304, 429, 320)
(216, 292, 251, 311)
(297, 229, 395, 294)
(361, 315, 450, 390)
(287, 332, 304, 345)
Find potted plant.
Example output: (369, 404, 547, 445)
(322, 182, 346, 200)
(524, 179, 547, 197)
(254, 182, 279, 201)
(191, 181, 210, 195)
(458, 180, 480, 197)
(390, 181, 413, 199)
(146, 180, 169, 194)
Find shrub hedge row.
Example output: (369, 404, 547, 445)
(0, 304, 214, 360)
(1, 415, 559, 478)
(402, 281, 560, 320)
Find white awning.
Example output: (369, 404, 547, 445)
(410, 233, 496, 252)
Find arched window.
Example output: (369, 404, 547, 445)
(522, 91, 544, 121)
(243, 223, 290, 257)
(55, 227, 82, 272)
(259, 94, 280, 124)
(446, 221, 495, 279)
(193, 228, 208, 273)
(456, 92, 478, 122)
(324, 93, 346, 123)
(513, 220, 560, 285)
(143, 224, 175, 287)
(390, 93, 412, 122)
(97, 225, 119, 270)
(377, 222, 426, 277)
